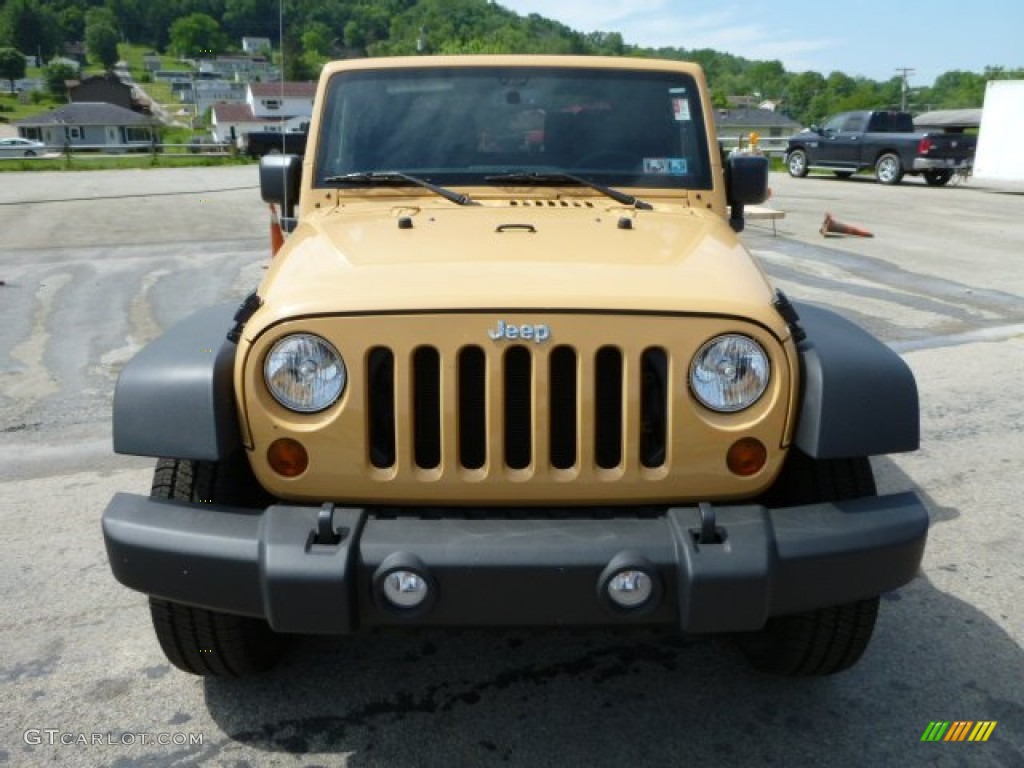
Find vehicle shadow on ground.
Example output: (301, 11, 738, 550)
(202, 460, 1023, 767)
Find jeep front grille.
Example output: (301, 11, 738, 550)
(245, 313, 792, 503)
(366, 343, 670, 473)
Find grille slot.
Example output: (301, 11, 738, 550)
(503, 346, 533, 470)
(367, 347, 396, 469)
(549, 346, 578, 469)
(594, 346, 624, 469)
(640, 348, 669, 468)
(364, 339, 671, 475)
(413, 347, 441, 469)
(458, 346, 487, 470)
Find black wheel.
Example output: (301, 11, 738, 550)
(874, 152, 904, 185)
(786, 149, 809, 178)
(24, 150, 37, 157)
(833, 171, 853, 179)
(924, 170, 953, 187)
(148, 456, 285, 677)
(738, 450, 881, 676)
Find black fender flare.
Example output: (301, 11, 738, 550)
(792, 302, 919, 458)
(112, 303, 241, 461)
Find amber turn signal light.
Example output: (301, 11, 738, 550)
(727, 437, 767, 477)
(268, 438, 309, 477)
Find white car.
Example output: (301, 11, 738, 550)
(0, 137, 47, 157)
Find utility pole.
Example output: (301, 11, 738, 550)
(895, 67, 915, 111)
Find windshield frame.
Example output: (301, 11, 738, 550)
(313, 64, 713, 193)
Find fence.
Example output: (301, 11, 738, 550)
(0, 141, 235, 160)
(3, 137, 792, 161)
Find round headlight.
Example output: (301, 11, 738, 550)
(690, 334, 770, 413)
(264, 334, 346, 413)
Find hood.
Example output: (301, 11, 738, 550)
(249, 200, 781, 335)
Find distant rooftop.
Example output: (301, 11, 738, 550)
(249, 82, 316, 100)
(16, 102, 156, 127)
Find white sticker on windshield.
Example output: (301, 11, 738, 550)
(672, 97, 691, 122)
(644, 158, 688, 175)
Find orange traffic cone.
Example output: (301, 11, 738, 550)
(820, 212, 874, 238)
(269, 203, 284, 256)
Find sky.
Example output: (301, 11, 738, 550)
(498, 0, 1023, 87)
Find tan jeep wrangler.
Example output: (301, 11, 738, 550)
(103, 56, 928, 677)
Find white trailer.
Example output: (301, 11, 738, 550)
(972, 80, 1024, 191)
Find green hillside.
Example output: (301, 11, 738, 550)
(1, 0, 1021, 126)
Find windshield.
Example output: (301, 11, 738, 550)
(314, 66, 712, 190)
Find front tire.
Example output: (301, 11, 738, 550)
(787, 149, 809, 178)
(148, 456, 285, 677)
(738, 451, 881, 676)
(875, 152, 904, 185)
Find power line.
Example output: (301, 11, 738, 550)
(895, 67, 915, 110)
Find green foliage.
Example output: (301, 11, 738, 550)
(86, 22, 120, 70)
(1, 0, 63, 59)
(169, 13, 227, 59)
(58, 7, 86, 43)
(43, 60, 78, 97)
(0, 46, 27, 91)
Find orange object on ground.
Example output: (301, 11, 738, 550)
(269, 203, 284, 256)
(820, 212, 874, 238)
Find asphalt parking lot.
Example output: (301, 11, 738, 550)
(0, 167, 1021, 767)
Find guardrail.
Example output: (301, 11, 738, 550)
(718, 136, 790, 158)
(0, 141, 235, 159)
(4, 138, 791, 161)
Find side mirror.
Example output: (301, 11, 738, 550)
(810, 124, 823, 135)
(260, 154, 303, 224)
(725, 154, 769, 233)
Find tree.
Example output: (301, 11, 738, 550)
(86, 22, 120, 70)
(300, 21, 333, 75)
(0, 46, 26, 93)
(223, 0, 281, 41)
(783, 71, 826, 125)
(43, 60, 78, 98)
(58, 7, 86, 44)
(169, 13, 227, 59)
(0, 0, 63, 61)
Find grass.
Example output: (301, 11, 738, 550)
(117, 43, 180, 74)
(0, 91, 64, 123)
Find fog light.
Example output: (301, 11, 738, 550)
(382, 570, 430, 609)
(267, 438, 308, 477)
(727, 437, 767, 477)
(607, 569, 654, 609)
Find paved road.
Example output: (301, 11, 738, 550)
(0, 168, 1021, 767)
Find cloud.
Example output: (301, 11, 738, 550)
(501, 1, 838, 73)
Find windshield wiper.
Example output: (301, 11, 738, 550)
(323, 171, 474, 206)
(483, 171, 652, 210)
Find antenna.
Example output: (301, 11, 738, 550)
(278, 0, 288, 222)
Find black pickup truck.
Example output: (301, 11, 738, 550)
(785, 110, 975, 186)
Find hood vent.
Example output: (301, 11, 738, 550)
(506, 199, 596, 208)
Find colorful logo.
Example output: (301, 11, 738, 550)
(921, 721, 997, 742)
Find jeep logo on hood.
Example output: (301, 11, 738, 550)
(487, 320, 551, 343)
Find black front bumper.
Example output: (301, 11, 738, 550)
(102, 492, 928, 634)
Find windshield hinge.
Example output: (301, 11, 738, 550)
(227, 291, 263, 343)
(773, 290, 806, 343)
